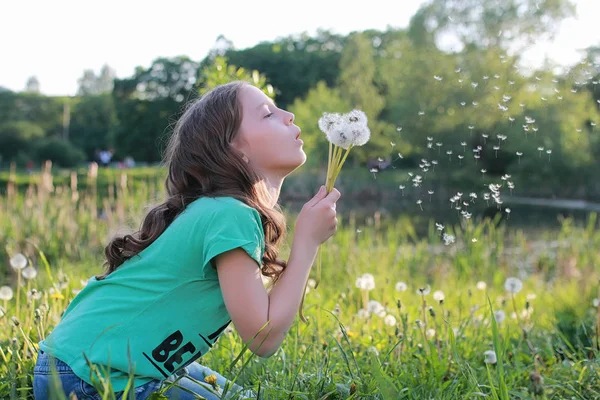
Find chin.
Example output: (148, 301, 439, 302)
(284, 153, 307, 176)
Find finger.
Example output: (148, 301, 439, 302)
(323, 188, 341, 204)
(306, 186, 327, 208)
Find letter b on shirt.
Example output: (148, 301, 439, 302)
(151, 330, 196, 373)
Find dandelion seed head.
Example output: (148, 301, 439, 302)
(0, 286, 14, 301)
(433, 290, 445, 302)
(22, 266, 37, 280)
(476, 281, 487, 290)
(504, 277, 523, 294)
(395, 281, 408, 292)
(384, 315, 397, 326)
(484, 350, 497, 364)
(10, 254, 27, 270)
(417, 285, 431, 295)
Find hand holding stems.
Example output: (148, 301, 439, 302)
(297, 110, 371, 323)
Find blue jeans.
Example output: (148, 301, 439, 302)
(33, 350, 254, 399)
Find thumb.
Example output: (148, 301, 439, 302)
(306, 186, 327, 207)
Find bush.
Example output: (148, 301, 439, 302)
(35, 138, 86, 168)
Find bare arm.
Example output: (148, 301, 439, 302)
(216, 186, 341, 357)
(215, 237, 318, 357)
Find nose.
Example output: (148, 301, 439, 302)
(284, 110, 295, 125)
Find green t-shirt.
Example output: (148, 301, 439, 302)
(39, 196, 265, 391)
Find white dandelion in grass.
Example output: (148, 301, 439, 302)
(494, 310, 506, 323)
(537, 147, 544, 157)
(0, 286, 14, 301)
(357, 309, 370, 319)
(395, 281, 408, 292)
(416, 199, 423, 211)
(10, 254, 27, 270)
(384, 315, 397, 326)
(355, 273, 376, 291)
(504, 277, 523, 294)
(22, 266, 37, 280)
(516, 151, 523, 163)
(426, 328, 436, 339)
(546, 149, 552, 161)
(433, 290, 445, 303)
(484, 350, 497, 364)
(417, 285, 431, 296)
(428, 190, 435, 202)
(476, 281, 487, 291)
(399, 185, 406, 196)
(505, 208, 511, 219)
(433, 75, 443, 82)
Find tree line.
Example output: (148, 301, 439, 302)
(1, 0, 598, 190)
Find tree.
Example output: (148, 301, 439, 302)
(0, 121, 45, 162)
(77, 69, 98, 96)
(69, 94, 118, 160)
(25, 76, 40, 94)
(224, 29, 345, 107)
(111, 56, 200, 162)
(411, 0, 576, 51)
(196, 56, 274, 98)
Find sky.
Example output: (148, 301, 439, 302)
(1, 0, 598, 96)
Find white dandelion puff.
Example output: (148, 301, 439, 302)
(22, 266, 37, 280)
(484, 350, 497, 364)
(504, 277, 523, 294)
(0, 286, 14, 301)
(476, 281, 487, 291)
(10, 254, 28, 270)
(384, 315, 397, 326)
(395, 281, 408, 292)
(433, 290, 445, 302)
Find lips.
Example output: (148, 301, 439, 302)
(295, 131, 301, 140)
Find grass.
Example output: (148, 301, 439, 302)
(1, 163, 600, 399)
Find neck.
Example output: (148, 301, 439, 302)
(261, 172, 285, 208)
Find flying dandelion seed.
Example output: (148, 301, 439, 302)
(428, 190, 434, 202)
(505, 208, 511, 219)
(433, 75, 443, 81)
(396, 126, 402, 132)
(493, 145, 500, 158)
(546, 149, 552, 161)
(458, 154, 464, 165)
(472, 238, 478, 243)
(435, 223, 444, 231)
(416, 199, 423, 211)
(418, 111, 425, 116)
(461, 141, 467, 152)
(370, 168, 378, 179)
(399, 185, 406, 196)
(516, 151, 523, 163)
(443, 233, 456, 245)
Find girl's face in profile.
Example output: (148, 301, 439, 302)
(233, 85, 306, 177)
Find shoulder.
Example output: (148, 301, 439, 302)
(186, 196, 262, 225)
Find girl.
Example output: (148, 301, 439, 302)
(34, 81, 341, 399)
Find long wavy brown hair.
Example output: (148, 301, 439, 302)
(99, 81, 288, 282)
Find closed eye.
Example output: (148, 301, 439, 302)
(264, 112, 274, 119)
